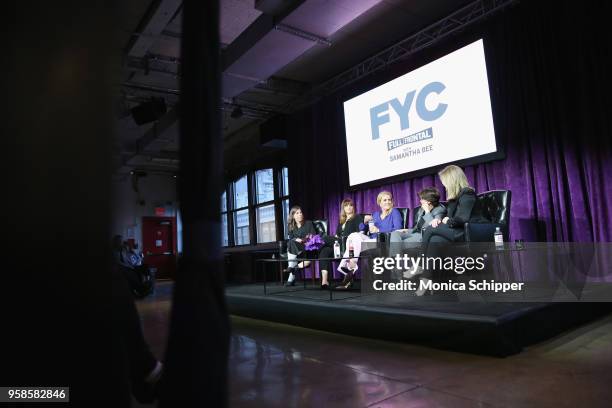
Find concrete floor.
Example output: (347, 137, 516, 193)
(135, 282, 612, 407)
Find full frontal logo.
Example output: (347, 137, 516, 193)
(369, 81, 447, 141)
(387, 127, 433, 151)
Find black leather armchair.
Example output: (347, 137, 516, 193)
(312, 219, 328, 237)
(464, 190, 511, 242)
(397, 207, 409, 229)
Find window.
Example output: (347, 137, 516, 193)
(220, 191, 228, 246)
(177, 209, 183, 252)
(220, 167, 289, 247)
(233, 175, 248, 209)
(231, 176, 250, 245)
(281, 166, 289, 197)
(233, 209, 250, 245)
(256, 204, 276, 243)
(280, 167, 290, 239)
(255, 169, 274, 204)
(282, 199, 290, 239)
(221, 213, 228, 247)
(254, 169, 276, 243)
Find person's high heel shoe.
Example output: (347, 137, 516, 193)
(338, 267, 353, 283)
(284, 267, 298, 286)
(336, 269, 355, 290)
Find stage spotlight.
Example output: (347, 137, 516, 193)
(230, 105, 243, 119)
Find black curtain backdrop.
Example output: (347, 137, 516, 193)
(159, 1, 230, 407)
(4, 2, 115, 406)
(288, 0, 611, 243)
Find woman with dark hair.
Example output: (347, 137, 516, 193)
(416, 165, 485, 295)
(317, 198, 366, 289)
(391, 187, 446, 244)
(388, 187, 446, 278)
(285, 206, 316, 286)
(337, 191, 403, 289)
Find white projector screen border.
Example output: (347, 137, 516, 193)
(342, 38, 504, 191)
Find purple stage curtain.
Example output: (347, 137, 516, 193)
(288, 0, 612, 244)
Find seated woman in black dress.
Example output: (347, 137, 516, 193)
(417, 164, 485, 295)
(318, 198, 365, 289)
(285, 205, 316, 286)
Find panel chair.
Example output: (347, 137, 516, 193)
(464, 190, 512, 242)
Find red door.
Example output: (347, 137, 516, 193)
(142, 216, 177, 280)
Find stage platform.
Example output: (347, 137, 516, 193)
(226, 282, 612, 357)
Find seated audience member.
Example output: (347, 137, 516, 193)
(416, 165, 486, 295)
(336, 191, 403, 289)
(113, 235, 156, 298)
(285, 206, 316, 286)
(112, 253, 163, 404)
(113, 235, 134, 269)
(318, 198, 366, 289)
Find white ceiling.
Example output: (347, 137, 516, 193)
(116, 0, 474, 175)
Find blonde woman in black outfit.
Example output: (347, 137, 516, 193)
(285, 206, 316, 286)
(416, 164, 485, 295)
(317, 198, 365, 289)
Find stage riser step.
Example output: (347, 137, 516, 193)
(227, 294, 612, 357)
